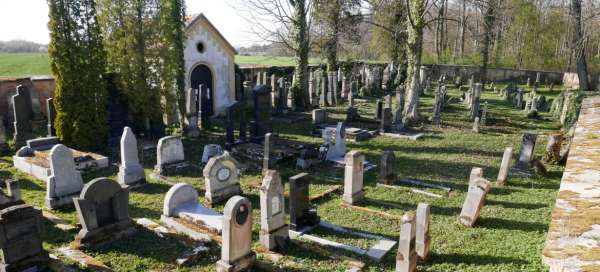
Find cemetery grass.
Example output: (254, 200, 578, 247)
(1, 83, 563, 271)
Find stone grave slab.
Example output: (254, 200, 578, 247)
(415, 203, 431, 261)
(496, 147, 513, 186)
(162, 183, 223, 236)
(510, 133, 537, 176)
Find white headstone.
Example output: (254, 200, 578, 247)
(459, 177, 491, 227)
(259, 170, 289, 250)
(415, 203, 431, 260)
(154, 136, 186, 175)
(203, 152, 242, 205)
(496, 147, 513, 186)
(216, 196, 256, 272)
(46, 144, 84, 209)
(342, 151, 365, 205)
(326, 122, 347, 162)
(118, 127, 145, 187)
(162, 183, 223, 233)
(396, 213, 417, 272)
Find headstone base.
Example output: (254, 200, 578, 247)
(118, 165, 146, 188)
(290, 210, 320, 231)
(153, 161, 189, 176)
(395, 251, 417, 272)
(342, 190, 365, 205)
(260, 225, 290, 251)
(378, 174, 397, 185)
(215, 251, 256, 272)
(161, 215, 214, 241)
(74, 219, 137, 249)
(46, 191, 81, 209)
(1, 252, 49, 272)
(509, 164, 534, 177)
(205, 184, 242, 206)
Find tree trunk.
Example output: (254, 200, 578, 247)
(459, 0, 466, 58)
(569, 0, 589, 91)
(291, 0, 310, 109)
(479, 0, 496, 84)
(325, 1, 340, 73)
(403, 0, 426, 125)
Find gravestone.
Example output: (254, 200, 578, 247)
(185, 88, 200, 137)
(375, 100, 383, 120)
(342, 151, 365, 205)
(46, 144, 84, 209)
(496, 147, 513, 186)
(0, 116, 8, 154)
(216, 196, 256, 272)
(262, 133, 274, 175)
(459, 177, 491, 227)
(203, 152, 242, 205)
(259, 170, 289, 251)
(73, 177, 136, 248)
(325, 122, 347, 162)
(202, 144, 223, 163)
(0, 180, 23, 209)
(379, 150, 396, 185)
(348, 88, 355, 106)
(393, 86, 405, 131)
(346, 106, 360, 123)
(312, 109, 327, 125)
(199, 86, 211, 130)
(289, 173, 320, 230)
(252, 85, 273, 142)
(162, 183, 223, 234)
(415, 203, 431, 261)
(470, 83, 482, 120)
(0, 204, 49, 272)
(513, 133, 537, 171)
(396, 213, 417, 272)
(516, 89, 524, 109)
(327, 73, 335, 106)
(118, 127, 145, 188)
(12, 85, 33, 148)
(380, 107, 392, 133)
(480, 102, 488, 125)
(320, 76, 328, 107)
(46, 97, 55, 137)
(154, 136, 187, 176)
(469, 167, 483, 188)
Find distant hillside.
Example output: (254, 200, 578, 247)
(0, 40, 48, 53)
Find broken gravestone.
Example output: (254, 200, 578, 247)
(459, 177, 491, 227)
(342, 151, 365, 205)
(118, 127, 145, 188)
(216, 196, 256, 272)
(73, 177, 137, 249)
(289, 173, 320, 230)
(203, 152, 242, 205)
(396, 213, 417, 272)
(260, 170, 289, 251)
(510, 133, 537, 176)
(46, 144, 84, 209)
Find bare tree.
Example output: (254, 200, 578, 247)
(569, 0, 590, 90)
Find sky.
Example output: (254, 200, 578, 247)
(0, 0, 263, 47)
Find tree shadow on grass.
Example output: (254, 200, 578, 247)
(132, 181, 171, 196)
(18, 178, 45, 191)
(363, 198, 461, 217)
(129, 205, 163, 220)
(485, 199, 547, 210)
(428, 252, 529, 266)
(476, 217, 548, 232)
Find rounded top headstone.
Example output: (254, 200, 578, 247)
(223, 195, 251, 227)
(163, 183, 199, 217)
(79, 177, 122, 202)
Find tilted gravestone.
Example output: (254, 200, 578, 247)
(468, 167, 483, 188)
(379, 150, 396, 185)
(496, 147, 513, 186)
(396, 213, 417, 272)
(459, 177, 491, 227)
(73, 177, 136, 249)
(203, 152, 242, 205)
(342, 151, 365, 205)
(216, 196, 256, 272)
(415, 203, 431, 261)
(12, 85, 33, 148)
(514, 133, 537, 170)
(46, 97, 55, 137)
(154, 136, 187, 176)
(0, 180, 23, 210)
(259, 170, 289, 251)
(0, 204, 49, 272)
(46, 144, 84, 209)
(118, 127, 145, 188)
(162, 183, 223, 234)
(289, 173, 320, 230)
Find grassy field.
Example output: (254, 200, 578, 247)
(0, 53, 322, 77)
(2, 82, 564, 271)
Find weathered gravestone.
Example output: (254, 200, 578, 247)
(202, 144, 223, 164)
(459, 177, 491, 227)
(375, 100, 384, 120)
(185, 88, 200, 137)
(0, 204, 49, 272)
(312, 109, 327, 125)
(46, 144, 84, 209)
(46, 97, 55, 137)
(379, 150, 397, 185)
(511, 133, 537, 174)
(325, 122, 347, 162)
(470, 83, 482, 120)
(0, 116, 8, 154)
(259, 170, 289, 251)
(154, 136, 187, 176)
(262, 133, 274, 175)
(251, 85, 273, 142)
(12, 85, 33, 148)
(380, 107, 392, 133)
(415, 203, 431, 261)
(342, 151, 365, 205)
(162, 183, 223, 234)
(289, 173, 320, 230)
(496, 147, 513, 186)
(118, 127, 145, 188)
(216, 196, 256, 272)
(0, 180, 23, 209)
(396, 213, 417, 272)
(468, 167, 484, 188)
(73, 177, 136, 248)
(203, 152, 242, 205)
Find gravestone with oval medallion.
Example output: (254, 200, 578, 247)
(203, 152, 242, 205)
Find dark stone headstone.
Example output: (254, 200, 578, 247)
(73, 177, 136, 249)
(375, 99, 384, 120)
(46, 98, 56, 137)
(514, 133, 538, 170)
(379, 151, 396, 185)
(289, 173, 320, 231)
(252, 85, 272, 142)
(0, 204, 49, 272)
(199, 86, 212, 130)
(346, 107, 360, 122)
(12, 85, 33, 148)
(380, 107, 392, 133)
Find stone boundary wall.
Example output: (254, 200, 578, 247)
(542, 95, 600, 272)
(0, 76, 55, 126)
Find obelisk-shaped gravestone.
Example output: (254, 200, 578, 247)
(118, 127, 145, 187)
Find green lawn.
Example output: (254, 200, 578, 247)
(3, 83, 564, 271)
